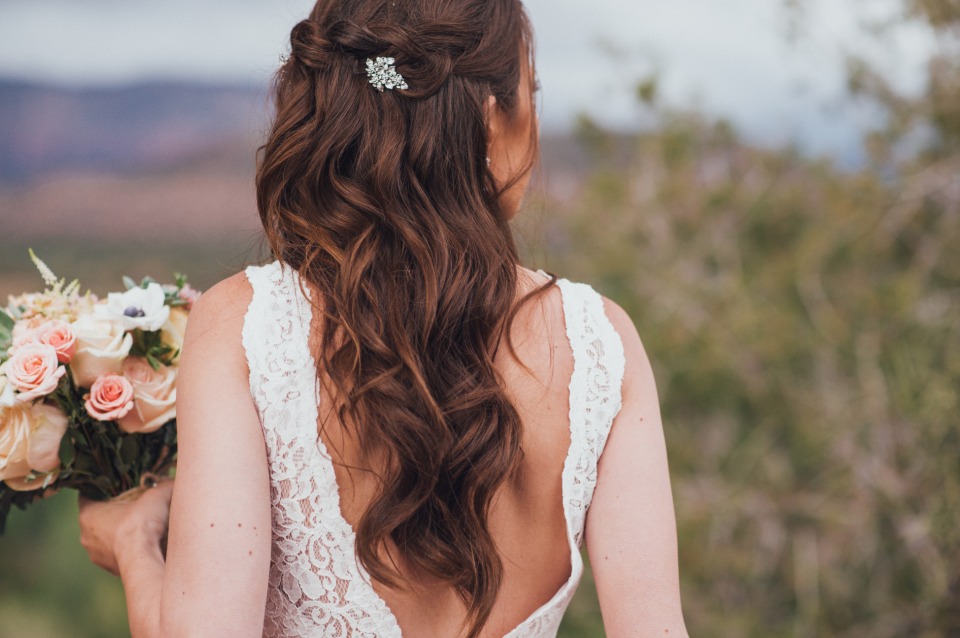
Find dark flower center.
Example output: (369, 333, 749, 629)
(124, 306, 146, 318)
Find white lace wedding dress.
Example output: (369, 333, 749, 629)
(242, 261, 626, 638)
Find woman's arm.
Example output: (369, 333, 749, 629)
(79, 272, 272, 638)
(79, 479, 173, 635)
(159, 273, 272, 637)
(585, 299, 689, 638)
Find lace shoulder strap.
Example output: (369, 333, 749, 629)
(556, 278, 627, 545)
(241, 261, 312, 421)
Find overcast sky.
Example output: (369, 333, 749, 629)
(0, 0, 935, 162)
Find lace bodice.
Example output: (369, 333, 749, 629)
(242, 261, 626, 638)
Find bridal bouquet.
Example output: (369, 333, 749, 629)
(0, 252, 200, 533)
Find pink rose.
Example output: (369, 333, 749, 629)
(118, 357, 177, 434)
(38, 321, 77, 364)
(177, 284, 201, 310)
(0, 403, 69, 491)
(85, 374, 135, 422)
(4, 344, 66, 402)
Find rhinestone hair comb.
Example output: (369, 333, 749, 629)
(366, 56, 408, 92)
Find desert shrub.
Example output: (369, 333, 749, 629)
(537, 104, 959, 636)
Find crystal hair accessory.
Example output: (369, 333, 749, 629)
(366, 56, 408, 92)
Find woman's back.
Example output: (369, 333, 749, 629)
(242, 261, 626, 638)
(73, 1, 688, 635)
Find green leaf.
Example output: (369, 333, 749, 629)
(73, 452, 96, 475)
(119, 436, 141, 466)
(0, 492, 14, 536)
(73, 430, 89, 448)
(0, 308, 14, 332)
(123, 276, 138, 291)
(92, 476, 115, 497)
(0, 328, 12, 358)
(59, 433, 76, 467)
(140, 276, 158, 288)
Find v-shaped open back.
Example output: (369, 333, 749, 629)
(242, 261, 626, 638)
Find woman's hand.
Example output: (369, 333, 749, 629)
(78, 479, 175, 576)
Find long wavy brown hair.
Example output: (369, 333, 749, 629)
(256, 0, 553, 634)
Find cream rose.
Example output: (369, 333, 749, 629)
(4, 343, 66, 402)
(0, 403, 69, 491)
(38, 321, 77, 364)
(70, 314, 134, 389)
(160, 307, 189, 364)
(96, 283, 170, 332)
(85, 374, 135, 422)
(10, 323, 42, 351)
(118, 357, 177, 434)
(0, 373, 16, 408)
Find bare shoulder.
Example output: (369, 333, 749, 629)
(187, 271, 253, 336)
(599, 295, 640, 350)
(179, 271, 254, 386)
(510, 265, 566, 346)
(515, 265, 562, 305)
(598, 295, 657, 406)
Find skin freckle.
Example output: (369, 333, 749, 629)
(210, 523, 214, 528)
(238, 523, 242, 528)
(249, 550, 253, 556)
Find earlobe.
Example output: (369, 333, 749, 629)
(484, 94, 500, 139)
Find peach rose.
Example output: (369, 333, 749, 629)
(4, 343, 66, 402)
(70, 314, 133, 389)
(160, 307, 189, 364)
(38, 321, 77, 364)
(85, 374, 135, 422)
(118, 357, 177, 434)
(0, 403, 69, 491)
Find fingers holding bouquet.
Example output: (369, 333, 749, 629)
(78, 477, 175, 576)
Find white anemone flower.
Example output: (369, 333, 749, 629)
(97, 283, 171, 332)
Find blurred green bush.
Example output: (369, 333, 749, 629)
(537, 104, 959, 636)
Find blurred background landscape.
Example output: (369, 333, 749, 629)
(1, 0, 958, 636)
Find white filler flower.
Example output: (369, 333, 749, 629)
(97, 283, 171, 332)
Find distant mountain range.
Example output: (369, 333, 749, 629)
(0, 77, 606, 184)
(0, 79, 270, 182)
(0, 79, 601, 244)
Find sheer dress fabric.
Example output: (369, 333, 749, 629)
(241, 261, 626, 638)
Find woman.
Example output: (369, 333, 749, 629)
(77, 0, 689, 636)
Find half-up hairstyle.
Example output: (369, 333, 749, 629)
(256, 1, 552, 635)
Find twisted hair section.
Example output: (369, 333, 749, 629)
(256, 1, 551, 635)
